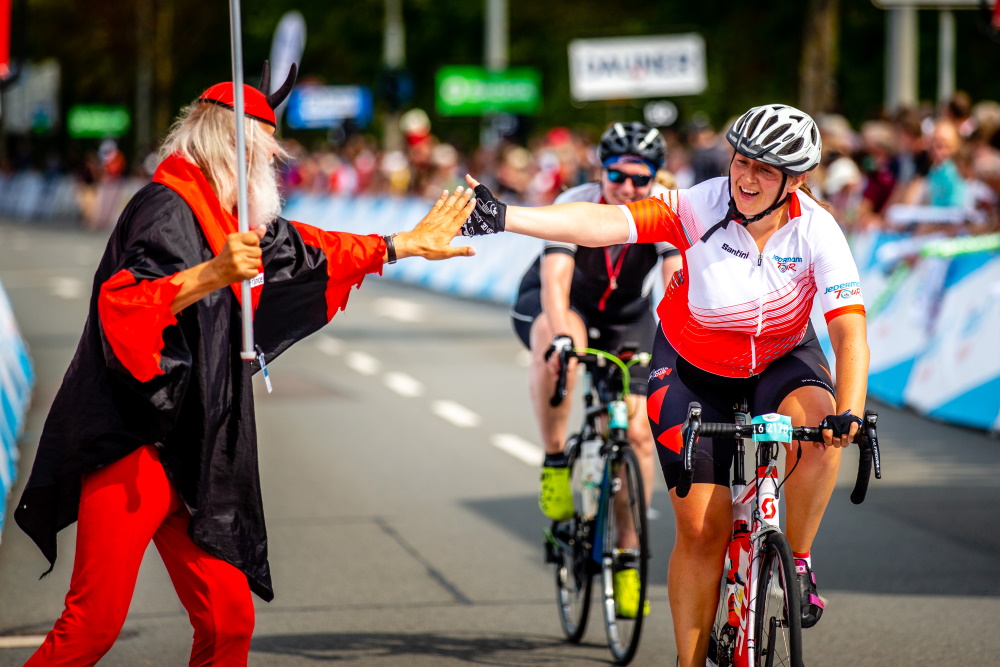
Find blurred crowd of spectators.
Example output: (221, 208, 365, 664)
(5, 92, 1000, 239)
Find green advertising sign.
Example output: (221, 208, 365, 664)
(435, 66, 541, 116)
(67, 105, 131, 138)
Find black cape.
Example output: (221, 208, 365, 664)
(15, 173, 384, 601)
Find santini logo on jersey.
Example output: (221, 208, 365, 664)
(772, 254, 802, 272)
(824, 281, 862, 299)
(722, 243, 750, 260)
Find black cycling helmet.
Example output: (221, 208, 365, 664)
(598, 122, 667, 171)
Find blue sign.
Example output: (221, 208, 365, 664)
(285, 85, 373, 130)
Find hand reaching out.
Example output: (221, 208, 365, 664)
(394, 187, 477, 261)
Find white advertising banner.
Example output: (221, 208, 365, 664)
(568, 34, 706, 102)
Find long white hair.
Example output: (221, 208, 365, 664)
(159, 102, 288, 228)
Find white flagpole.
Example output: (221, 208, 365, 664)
(228, 0, 256, 360)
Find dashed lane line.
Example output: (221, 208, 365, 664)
(384, 372, 424, 397)
(490, 433, 544, 467)
(344, 351, 380, 376)
(431, 400, 481, 428)
(0, 635, 46, 649)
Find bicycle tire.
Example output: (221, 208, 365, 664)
(553, 445, 593, 642)
(753, 531, 803, 667)
(600, 445, 649, 665)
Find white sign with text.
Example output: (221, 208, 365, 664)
(568, 34, 706, 102)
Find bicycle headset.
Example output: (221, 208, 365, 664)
(704, 104, 823, 241)
(598, 122, 667, 174)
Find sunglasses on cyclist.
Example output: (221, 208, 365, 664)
(605, 169, 653, 187)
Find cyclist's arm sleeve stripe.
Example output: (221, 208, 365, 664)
(623, 197, 681, 245)
(655, 241, 680, 258)
(824, 304, 866, 323)
(619, 204, 638, 244)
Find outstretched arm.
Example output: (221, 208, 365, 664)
(465, 175, 631, 247)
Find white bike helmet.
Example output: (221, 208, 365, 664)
(726, 104, 822, 175)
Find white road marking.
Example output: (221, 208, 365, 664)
(50, 276, 83, 299)
(373, 297, 425, 323)
(345, 351, 380, 376)
(431, 400, 481, 428)
(384, 372, 424, 397)
(315, 336, 343, 356)
(0, 635, 46, 649)
(491, 433, 544, 466)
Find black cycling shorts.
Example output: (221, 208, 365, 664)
(647, 324, 835, 489)
(511, 287, 656, 397)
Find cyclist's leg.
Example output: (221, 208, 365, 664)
(24, 445, 180, 666)
(648, 330, 739, 667)
(513, 289, 588, 455)
(154, 510, 255, 666)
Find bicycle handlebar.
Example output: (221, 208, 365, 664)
(548, 347, 648, 408)
(677, 403, 882, 504)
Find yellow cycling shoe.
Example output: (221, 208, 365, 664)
(614, 568, 650, 618)
(538, 464, 573, 521)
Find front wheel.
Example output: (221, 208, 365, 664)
(600, 445, 649, 665)
(753, 532, 803, 667)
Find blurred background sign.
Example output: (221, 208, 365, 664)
(268, 10, 306, 126)
(568, 33, 706, 102)
(285, 85, 373, 130)
(1, 60, 58, 134)
(435, 66, 540, 116)
(67, 105, 130, 139)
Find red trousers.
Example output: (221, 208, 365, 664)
(25, 445, 255, 666)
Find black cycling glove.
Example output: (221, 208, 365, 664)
(820, 411, 864, 437)
(460, 183, 507, 236)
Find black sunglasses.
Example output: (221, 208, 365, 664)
(605, 169, 653, 187)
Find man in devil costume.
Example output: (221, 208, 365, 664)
(14, 63, 476, 665)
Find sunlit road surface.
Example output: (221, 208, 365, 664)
(1, 219, 997, 666)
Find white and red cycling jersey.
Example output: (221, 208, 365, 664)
(620, 177, 865, 378)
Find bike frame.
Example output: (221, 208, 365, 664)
(726, 433, 783, 667)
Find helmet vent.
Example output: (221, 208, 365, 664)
(763, 123, 791, 145)
(779, 137, 804, 155)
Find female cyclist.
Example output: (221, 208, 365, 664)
(462, 104, 869, 667)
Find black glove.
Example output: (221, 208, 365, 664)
(820, 411, 864, 437)
(544, 335, 574, 362)
(460, 183, 507, 236)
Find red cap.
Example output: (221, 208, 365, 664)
(199, 83, 276, 127)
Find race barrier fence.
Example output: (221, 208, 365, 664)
(0, 279, 34, 539)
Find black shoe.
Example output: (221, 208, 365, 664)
(795, 558, 826, 628)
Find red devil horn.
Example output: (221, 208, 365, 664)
(266, 63, 297, 109)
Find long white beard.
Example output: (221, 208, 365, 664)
(247, 160, 282, 229)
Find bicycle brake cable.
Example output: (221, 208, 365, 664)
(775, 441, 804, 494)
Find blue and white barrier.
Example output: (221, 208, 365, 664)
(291, 196, 1000, 434)
(0, 279, 34, 539)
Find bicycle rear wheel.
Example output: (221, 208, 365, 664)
(600, 445, 649, 665)
(550, 444, 593, 642)
(753, 531, 803, 667)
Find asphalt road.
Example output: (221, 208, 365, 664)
(1, 219, 998, 666)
